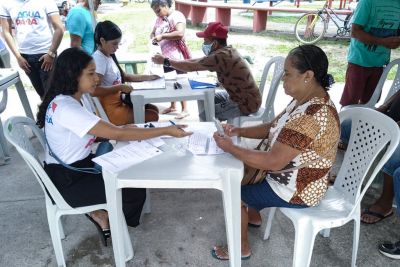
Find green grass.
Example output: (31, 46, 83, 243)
(95, 2, 400, 83)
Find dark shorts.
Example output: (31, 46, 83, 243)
(340, 63, 384, 106)
(241, 179, 307, 211)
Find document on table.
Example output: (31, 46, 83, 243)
(131, 77, 166, 90)
(92, 141, 163, 173)
(187, 132, 225, 155)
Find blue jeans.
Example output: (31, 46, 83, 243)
(199, 90, 245, 121)
(93, 141, 114, 171)
(393, 167, 400, 216)
(241, 179, 307, 211)
(21, 53, 50, 98)
(340, 120, 400, 176)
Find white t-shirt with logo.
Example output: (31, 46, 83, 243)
(0, 0, 59, 54)
(45, 95, 101, 164)
(92, 50, 122, 86)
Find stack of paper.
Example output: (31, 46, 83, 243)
(92, 141, 162, 173)
(187, 132, 225, 155)
(131, 77, 166, 90)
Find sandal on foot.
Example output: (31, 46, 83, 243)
(211, 246, 251, 261)
(338, 141, 348, 151)
(361, 208, 393, 224)
(85, 214, 111, 246)
(162, 107, 177, 114)
(175, 111, 190, 119)
(248, 222, 261, 228)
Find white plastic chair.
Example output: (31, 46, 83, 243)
(228, 56, 285, 126)
(344, 58, 400, 110)
(3, 116, 133, 267)
(0, 46, 11, 163)
(81, 93, 110, 122)
(263, 107, 400, 267)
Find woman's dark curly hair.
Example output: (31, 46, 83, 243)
(288, 44, 335, 91)
(36, 47, 93, 128)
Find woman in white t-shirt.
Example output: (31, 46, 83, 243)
(37, 47, 191, 246)
(92, 20, 160, 126)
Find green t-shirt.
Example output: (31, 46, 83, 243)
(347, 0, 400, 67)
(66, 6, 95, 55)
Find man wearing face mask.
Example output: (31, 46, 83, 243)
(152, 22, 261, 121)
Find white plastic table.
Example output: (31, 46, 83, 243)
(130, 75, 216, 123)
(103, 123, 243, 267)
(0, 68, 34, 164)
(0, 68, 34, 119)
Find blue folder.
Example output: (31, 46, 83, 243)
(188, 79, 217, 89)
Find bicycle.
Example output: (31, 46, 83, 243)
(294, 0, 356, 44)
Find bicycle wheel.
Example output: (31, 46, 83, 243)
(294, 12, 327, 44)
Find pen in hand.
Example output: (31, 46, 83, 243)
(169, 120, 176, 126)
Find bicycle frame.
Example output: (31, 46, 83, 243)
(309, 1, 352, 31)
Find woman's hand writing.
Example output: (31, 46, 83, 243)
(166, 125, 192, 138)
(213, 132, 234, 152)
(223, 124, 241, 137)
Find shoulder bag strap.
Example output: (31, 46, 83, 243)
(44, 127, 101, 174)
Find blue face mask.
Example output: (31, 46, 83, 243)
(202, 42, 213, 56)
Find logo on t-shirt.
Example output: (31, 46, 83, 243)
(85, 138, 96, 149)
(16, 10, 42, 26)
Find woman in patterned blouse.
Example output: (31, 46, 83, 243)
(211, 45, 340, 260)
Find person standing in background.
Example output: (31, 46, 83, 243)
(67, 0, 102, 55)
(150, 0, 191, 119)
(340, 0, 400, 107)
(0, 0, 64, 98)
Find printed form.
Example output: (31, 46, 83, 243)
(92, 141, 162, 173)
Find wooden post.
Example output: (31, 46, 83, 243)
(216, 8, 231, 27)
(191, 6, 207, 25)
(253, 10, 268, 32)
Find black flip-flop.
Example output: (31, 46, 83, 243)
(361, 208, 394, 224)
(85, 214, 111, 246)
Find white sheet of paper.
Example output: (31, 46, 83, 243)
(130, 137, 165, 148)
(131, 77, 165, 90)
(92, 141, 162, 173)
(164, 70, 177, 80)
(207, 137, 225, 155)
(187, 132, 208, 155)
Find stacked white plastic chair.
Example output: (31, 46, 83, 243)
(3, 116, 133, 267)
(228, 56, 285, 126)
(263, 107, 400, 267)
(0, 47, 11, 164)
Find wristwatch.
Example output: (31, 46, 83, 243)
(163, 57, 171, 67)
(47, 50, 56, 58)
